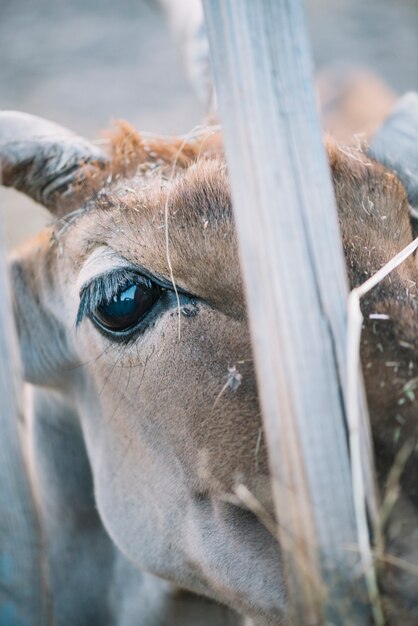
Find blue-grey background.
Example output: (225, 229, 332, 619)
(1, 0, 417, 246)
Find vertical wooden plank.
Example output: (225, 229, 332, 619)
(203, 1, 375, 623)
(0, 190, 48, 624)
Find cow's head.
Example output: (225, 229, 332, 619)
(1, 110, 418, 624)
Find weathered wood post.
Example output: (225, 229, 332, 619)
(0, 189, 47, 624)
(203, 1, 379, 623)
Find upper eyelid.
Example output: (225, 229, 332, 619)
(79, 268, 175, 299)
(77, 247, 140, 295)
(79, 266, 137, 297)
(77, 246, 178, 295)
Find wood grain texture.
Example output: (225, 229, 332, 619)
(203, 0, 373, 623)
(0, 206, 48, 624)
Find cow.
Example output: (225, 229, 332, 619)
(0, 102, 417, 625)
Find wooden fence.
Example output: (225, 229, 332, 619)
(203, 1, 379, 623)
(1, 0, 405, 624)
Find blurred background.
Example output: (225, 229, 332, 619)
(1, 0, 417, 247)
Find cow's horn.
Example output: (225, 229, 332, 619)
(0, 111, 108, 216)
(369, 92, 418, 216)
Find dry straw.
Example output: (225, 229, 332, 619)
(347, 235, 418, 625)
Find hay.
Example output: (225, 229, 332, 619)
(347, 236, 418, 625)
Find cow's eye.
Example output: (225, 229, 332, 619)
(92, 277, 161, 332)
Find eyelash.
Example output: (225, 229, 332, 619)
(77, 269, 148, 327)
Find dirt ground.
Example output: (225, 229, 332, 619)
(1, 0, 417, 248)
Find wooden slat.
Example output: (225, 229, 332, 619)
(0, 194, 48, 625)
(203, 1, 374, 623)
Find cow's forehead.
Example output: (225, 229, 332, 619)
(68, 156, 245, 315)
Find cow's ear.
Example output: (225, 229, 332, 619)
(369, 92, 418, 228)
(9, 231, 79, 386)
(0, 111, 108, 217)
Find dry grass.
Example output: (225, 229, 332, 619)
(347, 235, 418, 625)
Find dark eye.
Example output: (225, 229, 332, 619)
(92, 277, 161, 332)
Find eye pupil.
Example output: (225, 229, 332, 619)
(93, 278, 160, 332)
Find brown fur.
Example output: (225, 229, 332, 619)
(328, 142, 418, 622)
(102, 133, 418, 620)
(106, 120, 200, 176)
(70, 126, 418, 521)
(9, 122, 418, 625)
(106, 120, 222, 177)
(328, 141, 418, 486)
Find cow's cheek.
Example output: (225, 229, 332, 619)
(91, 431, 205, 585)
